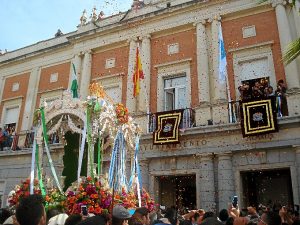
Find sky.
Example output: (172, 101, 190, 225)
(0, 0, 133, 51)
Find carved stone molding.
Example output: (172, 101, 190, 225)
(207, 15, 221, 23)
(271, 0, 287, 8)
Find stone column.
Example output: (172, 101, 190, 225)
(21, 67, 41, 132)
(210, 15, 226, 102)
(217, 153, 235, 210)
(126, 38, 138, 113)
(139, 160, 150, 190)
(296, 148, 300, 205)
(68, 53, 82, 88)
(138, 35, 151, 113)
(292, 1, 300, 37)
(198, 154, 216, 211)
(272, 0, 300, 89)
(80, 50, 92, 100)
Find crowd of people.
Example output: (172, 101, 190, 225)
(0, 126, 19, 151)
(238, 79, 288, 116)
(0, 194, 299, 225)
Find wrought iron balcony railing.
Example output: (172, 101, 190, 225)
(147, 108, 196, 133)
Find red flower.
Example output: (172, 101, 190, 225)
(94, 207, 102, 214)
(88, 206, 94, 213)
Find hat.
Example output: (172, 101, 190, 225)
(113, 205, 134, 219)
(48, 213, 69, 225)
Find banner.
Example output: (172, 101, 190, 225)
(153, 110, 183, 145)
(240, 97, 278, 137)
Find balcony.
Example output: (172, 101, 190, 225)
(147, 108, 196, 133)
(147, 98, 287, 133)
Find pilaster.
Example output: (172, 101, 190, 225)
(21, 67, 41, 132)
(126, 38, 138, 113)
(198, 154, 216, 211)
(217, 152, 235, 210)
(79, 50, 92, 100)
(138, 35, 151, 113)
(195, 20, 210, 105)
(295, 147, 300, 205)
(69, 53, 83, 89)
(209, 15, 227, 102)
(272, 0, 300, 89)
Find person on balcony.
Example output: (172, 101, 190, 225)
(276, 79, 288, 117)
(0, 128, 5, 151)
(238, 82, 251, 100)
(252, 81, 264, 99)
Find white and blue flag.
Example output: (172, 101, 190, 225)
(218, 23, 227, 83)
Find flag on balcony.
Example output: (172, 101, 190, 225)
(240, 97, 278, 137)
(70, 63, 78, 98)
(153, 110, 183, 145)
(219, 23, 234, 122)
(218, 23, 226, 83)
(133, 46, 144, 97)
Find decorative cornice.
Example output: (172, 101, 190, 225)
(141, 34, 151, 40)
(271, 0, 287, 8)
(193, 19, 207, 26)
(127, 37, 138, 43)
(207, 15, 221, 23)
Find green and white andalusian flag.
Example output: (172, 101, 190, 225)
(70, 63, 78, 98)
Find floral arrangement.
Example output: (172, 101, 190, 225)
(115, 103, 129, 124)
(45, 188, 67, 210)
(65, 177, 112, 215)
(141, 188, 156, 212)
(9, 177, 156, 215)
(114, 187, 137, 209)
(8, 178, 41, 207)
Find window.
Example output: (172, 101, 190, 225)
(164, 76, 187, 111)
(3, 106, 19, 129)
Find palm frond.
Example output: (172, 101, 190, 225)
(283, 38, 300, 65)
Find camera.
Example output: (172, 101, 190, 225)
(81, 205, 88, 216)
(232, 196, 238, 208)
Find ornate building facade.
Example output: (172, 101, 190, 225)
(0, 0, 300, 211)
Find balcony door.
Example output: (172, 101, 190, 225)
(164, 75, 187, 111)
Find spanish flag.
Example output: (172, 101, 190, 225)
(133, 46, 144, 97)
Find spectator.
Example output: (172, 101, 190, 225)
(48, 213, 68, 225)
(64, 214, 82, 225)
(0, 208, 11, 224)
(219, 209, 229, 224)
(76, 215, 108, 225)
(15, 194, 46, 225)
(112, 205, 133, 225)
(258, 211, 282, 225)
(130, 207, 150, 225)
(276, 79, 288, 116)
(201, 212, 223, 225)
(238, 82, 251, 100)
(0, 128, 5, 151)
(252, 81, 264, 99)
